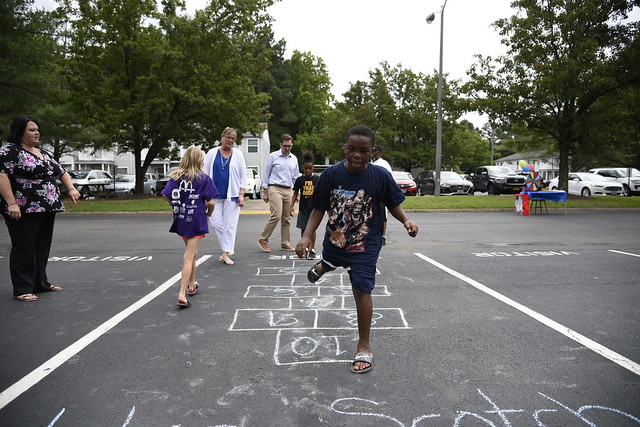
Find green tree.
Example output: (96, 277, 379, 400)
(329, 62, 481, 172)
(0, 0, 57, 128)
(67, 0, 273, 193)
(467, 0, 640, 190)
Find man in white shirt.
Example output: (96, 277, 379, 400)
(258, 134, 300, 252)
(371, 145, 392, 172)
(371, 145, 392, 244)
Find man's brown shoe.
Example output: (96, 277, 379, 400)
(258, 240, 271, 253)
(281, 245, 295, 251)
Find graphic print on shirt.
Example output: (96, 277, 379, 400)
(327, 188, 373, 252)
(171, 179, 199, 223)
(302, 179, 315, 197)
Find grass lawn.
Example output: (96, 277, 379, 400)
(61, 193, 640, 213)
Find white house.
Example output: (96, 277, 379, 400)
(57, 127, 271, 179)
(494, 151, 560, 182)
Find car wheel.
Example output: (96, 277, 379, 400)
(129, 189, 135, 195)
(80, 186, 91, 199)
(150, 188, 156, 196)
(256, 187, 262, 199)
(417, 188, 422, 196)
(623, 184, 631, 197)
(551, 186, 558, 191)
(581, 187, 591, 197)
(487, 183, 497, 195)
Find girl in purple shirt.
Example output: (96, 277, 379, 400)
(161, 147, 218, 307)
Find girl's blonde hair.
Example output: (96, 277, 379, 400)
(170, 146, 205, 182)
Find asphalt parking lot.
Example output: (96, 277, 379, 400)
(0, 208, 639, 426)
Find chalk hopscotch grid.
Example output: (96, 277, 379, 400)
(227, 308, 411, 332)
(233, 260, 410, 365)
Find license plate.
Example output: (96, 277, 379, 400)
(513, 187, 521, 192)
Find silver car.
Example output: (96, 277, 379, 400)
(113, 174, 155, 196)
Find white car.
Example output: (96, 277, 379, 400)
(245, 168, 261, 199)
(548, 172, 624, 196)
(112, 174, 155, 196)
(68, 170, 114, 199)
(588, 168, 640, 196)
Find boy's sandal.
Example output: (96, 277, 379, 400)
(307, 264, 324, 283)
(16, 294, 38, 302)
(46, 285, 63, 292)
(351, 352, 373, 374)
(186, 282, 199, 296)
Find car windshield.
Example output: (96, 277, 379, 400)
(116, 175, 134, 182)
(440, 171, 463, 180)
(391, 171, 410, 180)
(69, 171, 88, 179)
(486, 166, 514, 174)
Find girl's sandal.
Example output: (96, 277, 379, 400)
(16, 294, 38, 302)
(186, 282, 199, 296)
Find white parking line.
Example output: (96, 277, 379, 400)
(414, 252, 640, 377)
(0, 255, 211, 411)
(609, 249, 640, 258)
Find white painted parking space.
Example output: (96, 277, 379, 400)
(414, 252, 640, 377)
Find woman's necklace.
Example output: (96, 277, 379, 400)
(220, 152, 231, 170)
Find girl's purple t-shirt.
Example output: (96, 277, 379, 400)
(161, 172, 218, 237)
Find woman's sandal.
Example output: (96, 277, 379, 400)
(219, 256, 234, 265)
(46, 285, 63, 292)
(16, 294, 38, 302)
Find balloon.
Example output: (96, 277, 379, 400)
(519, 160, 527, 168)
(528, 164, 535, 171)
(523, 166, 531, 173)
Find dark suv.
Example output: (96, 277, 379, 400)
(470, 166, 526, 195)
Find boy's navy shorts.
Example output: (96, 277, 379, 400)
(319, 254, 376, 294)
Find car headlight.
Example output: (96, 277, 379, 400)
(593, 184, 603, 188)
(495, 178, 506, 183)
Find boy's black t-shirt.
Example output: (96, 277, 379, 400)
(310, 160, 404, 263)
(293, 174, 319, 213)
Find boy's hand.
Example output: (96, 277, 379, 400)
(404, 221, 418, 237)
(295, 238, 312, 259)
(290, 209, 295, 216)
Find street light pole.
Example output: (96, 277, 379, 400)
(427, 0, 447, 196)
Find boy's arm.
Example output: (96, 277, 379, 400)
(295, 208, 324, 258)
(388, 205, 419, 237)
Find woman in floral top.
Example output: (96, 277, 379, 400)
(0, 115, 81, 301)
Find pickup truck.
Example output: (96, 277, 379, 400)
(469, 166, 526, 195)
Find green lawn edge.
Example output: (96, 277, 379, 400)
(61, 194, 640, 213)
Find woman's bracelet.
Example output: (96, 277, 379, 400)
(67, 188, 77, 192)
(7, 202, 17, 207)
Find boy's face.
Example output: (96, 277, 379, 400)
(344, 134, 373, 173)
(303, 163, 314, 176)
